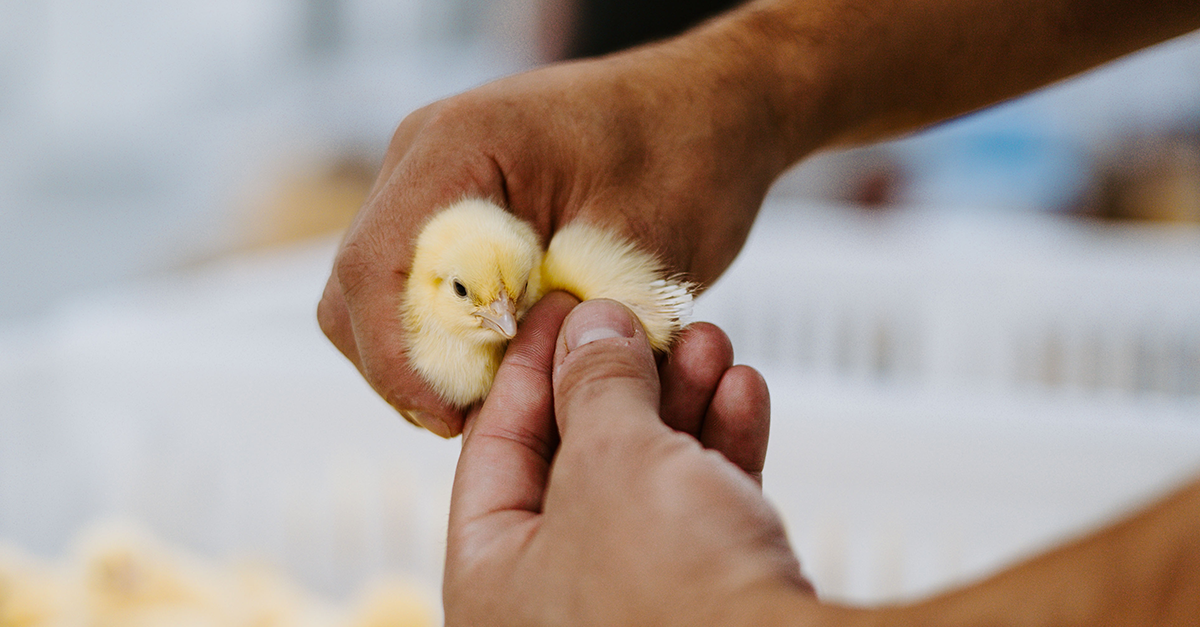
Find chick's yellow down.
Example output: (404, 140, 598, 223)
(401, 198, 693, 406)
(402, 200, 544, 406)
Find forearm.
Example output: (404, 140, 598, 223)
(675, 0, 1200, 173)
(900, 475, 1200, 626)
(746, 476, 1200, 627)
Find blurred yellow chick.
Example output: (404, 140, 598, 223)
(401, 198, 693, 406)
(79, 526, 224, 626)
(1, 543, 73, 627)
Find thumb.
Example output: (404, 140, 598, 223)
(552, 299, 662, 440)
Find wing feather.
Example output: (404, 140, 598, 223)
(542, 222, 693, 351)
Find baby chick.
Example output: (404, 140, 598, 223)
(401, 198, 693, 407)
(1, 543, 72, 627)
(402, 200, 544, 406)
(541, 220, 693, 350)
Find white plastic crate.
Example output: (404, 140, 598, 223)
(697, 201, 1200, 401)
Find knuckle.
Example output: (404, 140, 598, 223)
(376, 380, 417, 417)
(315, 292, 344, 342)
(332, 239, 378, 302)
(392, 101, 442, 141)
(363, 355, 406, 403)
(424, 94, 485, 127)
(399, 98, 478, 143)
(474, 423, 556, 462)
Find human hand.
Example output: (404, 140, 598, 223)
(442, 294, 817, 626)
(316, 31, 794, 437)
(442, 293, 1200, 627)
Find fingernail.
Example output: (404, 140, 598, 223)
(566, 299, 635, 351)
(403, 410, 452, 439)
(399, 410, 421, 428)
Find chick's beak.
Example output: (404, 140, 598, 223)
(474, 291, 518, 339)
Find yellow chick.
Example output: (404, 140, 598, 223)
(1, 542, 73, 627)
(344, 578, 435, 627)
(401, 198, 693, 407)
(78, 527, 222, 624)
(402, 200, 544, 407)
(541, 220, 694, 350)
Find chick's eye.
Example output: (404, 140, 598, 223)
(452, 280, 468, 298)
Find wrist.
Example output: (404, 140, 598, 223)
(601, 11, 815, 192)
(701, 1, 840, 168)
(542, 36, 793, 283)
(643, 0, 879, 174)
(660, 0, 861, 172)
(705, 0, 917, 157)
(653, 5, 827, 182)
(723, 584, 881, 627)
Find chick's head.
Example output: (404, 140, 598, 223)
(405, 200, 543, 345)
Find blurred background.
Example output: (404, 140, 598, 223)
(1, 0, 1199, 623)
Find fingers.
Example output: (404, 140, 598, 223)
(317, 271, 361, 371)
(449, 292, 577, 534)
(700, 365, 771, 484)
(319, 276, 462, 435)
(316, 103, 512, 438)
(552, 299, 663, 440)
(550, 305, 770, 482)
(322, 250, 463, 436)
(657, 322, 769, 483)
(319, 267, 444, 432)
(658, 322, 734, 437)
(657, 322, 768, 482)
(341, 252, 465, 437)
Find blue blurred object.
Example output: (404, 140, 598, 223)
(850, 30, 1200, 213)
(897, 110, 1092, 212)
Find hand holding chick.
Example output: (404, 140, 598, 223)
(318, 49, 779, 436)
(402, 199, 693, 407)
